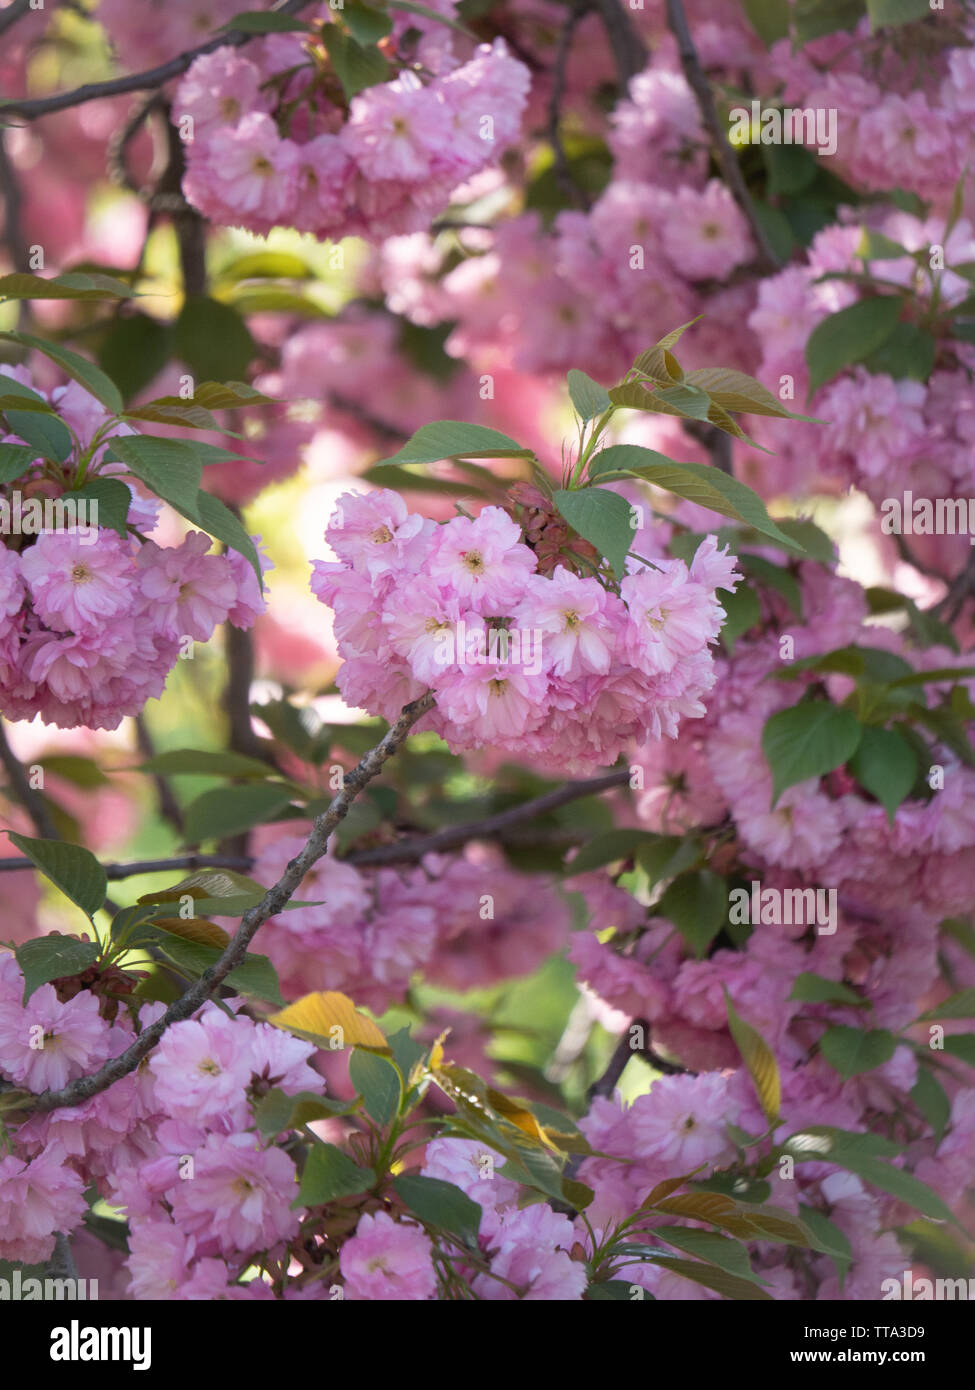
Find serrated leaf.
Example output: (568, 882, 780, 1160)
(849, 725, 918, 824)
(182, 783, 293, 843)
(587, 444, 804, 553)
(657, 871, 727, 957)
(343, 1, 393, 45)
(866, 0, 929, 27)
(684, 367, 818, 420)
(567, 368, 611, 421)
(295, 1142, 373, 1207)
(553, 487, 633, 579)
(349, 1049, 402, 1126)
(761, 701, 863, 804)
(146, 928, 283, 1004)
(563, 829, 659, 876)
(910, 1069, 951, 1141)
(15, 935, 101, 1004)
(784, 1127, 956, 1224)
(819, 1025, 897, 1078)
(0, 271, 135, 301)
(109, 435, 202, 516)
(725, 989, 781, 1123)
(0, 330, 122, 412)
(804, 296, 902, 396)
(69, 478, 131, 537)
(195, 490, 264, 585)
(321, 24, 390, 99)
(789, 972, 868, 1007)
(373, 420, 531, 468)
(268, 991, 387, 1051)
(0, 442, 39, 483)
(253, 1087, 356, 1140)
(799, 1205, 852, 1285)
(392, 1175, 481, 1247)
(917, 988, 975, 1021)
(648, 1254, 772, 1301)
(654, 1226, 764, 1282)
(7, 832, 106, 921)
(174, 297, 255, 382)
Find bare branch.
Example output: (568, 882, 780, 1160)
(593, 0, 647, 88)
(547, 0, 590, 210)
(0, 0, 33, 38)
(665, 0, 782, 276)
(25, 692, 435, 1114)
(0, 0, 318, 121)
(134, 715, 185, 836)
(0, 720, 58, 840)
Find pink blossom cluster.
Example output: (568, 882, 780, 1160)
(240, 834, 571, 1009)
(174, 25, 530, 241)
(310, 488, 739, 774)
(564, 559, 975, 1296)
(0, 370, 266, 729)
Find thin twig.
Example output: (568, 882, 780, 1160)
(547, 0, 590, 210)
(0, 0, 32, 38)
(0, 0, 318, 121)
(0, 721, 58, 840)
(0, 769, 627, 876)
(133, 715, 185, 835)
(592, 0, 647, 88)
(25, 692, 435, 1115)
(344, 768, 631, 866)
(683, 418, 734, 474)
(665, 0, 782, 275)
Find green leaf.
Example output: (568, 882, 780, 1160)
(173, 297, 255, 382)
(799, 1205, 852, 1285)
(917, 988, 975, 1021)
(97, 314, 173, 402)
(789, 973, 867, 1007)
(552, 487, 633, 579)
(6, 832, 106, 921)
(684, 367, 818, 420)
(253, 1088, 356, 1140)
(388, 0, 476, 37)
(804, 296, 902, 396)
(343, 1, 393, 44)
(856, 228, 912, 261)
(793, 0, 866, 43)
(320, 24, 390, 99)
(194, 490, 264, 586)
(739, 555, 802, 615)
(15, 935, 101, 1004)
(654, 1226, 764, 1282)
(719, 584, 761, 653)
(222, 9, 310, 31)
(109, 435, 202, 515)
(0, 442, 39, 483)
(761, 701, 863, 804)
(657, 870, 727, 957)
(69, 478, 131, 538)
(563, 829, 659, 876)
(387, 1026, 428, 1082)
(784, 1127, 956, 1224)
(943, 1034, 975, 1066)
(849, 725, 917, 824)
(0, 271, 135, 301)
(819, 1025, 897, 1078)
(725, 989, 781, 1123)
(866, 0, 930, 27)
(910, 1069, 951, 1141)
(860, 320, 936, 383)
(392, 1175, 482, 1248)
(741, 0, 791, 44)
(647, 1255, 772, 1301)
(146, 928, 283, 1005)
(774, 518, 834, 563)
(0, 330, 122, 412)
(373, 420, 531, 468)
(295, 1142, 374, 1207)
(348, 1049, 402, 1127)
(3, 410, 73, 464)
(183, 783, 294, 843)
(635, 834, 702, 884)
(587, 445, 805, 553)
(135, 748, 275, 778)
(567, 368, 611, 421)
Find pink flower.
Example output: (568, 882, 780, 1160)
(621, 564, 719, 676)
(340, 1210, 437, 1300)
(0, 984, 112, 1093)
(428, 507, 536, 612)
(626, 1074, 740, 1170)
(169, 1131, 299, 1258)
(0, 1147, 88, 1264)
(342, 78, 451, 182)
(137, 531, 237, 641)
(21, 529, 135, 634)
(512, 567, 618, 678)
(149, 1008, 254, 1124)
(660, 181, 753, 280)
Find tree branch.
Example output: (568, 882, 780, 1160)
(664, 0, 782, 276)
(24, 692, 434, 1114)
(547, 0, 590, 210)
(0, 720, 58, 840)
(133, 715, 185, 836)
(593, 0, 647, 88)
(344, 767, 631, 866)
(0, 0, 33, 38)
(0, 0, 318, 121)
